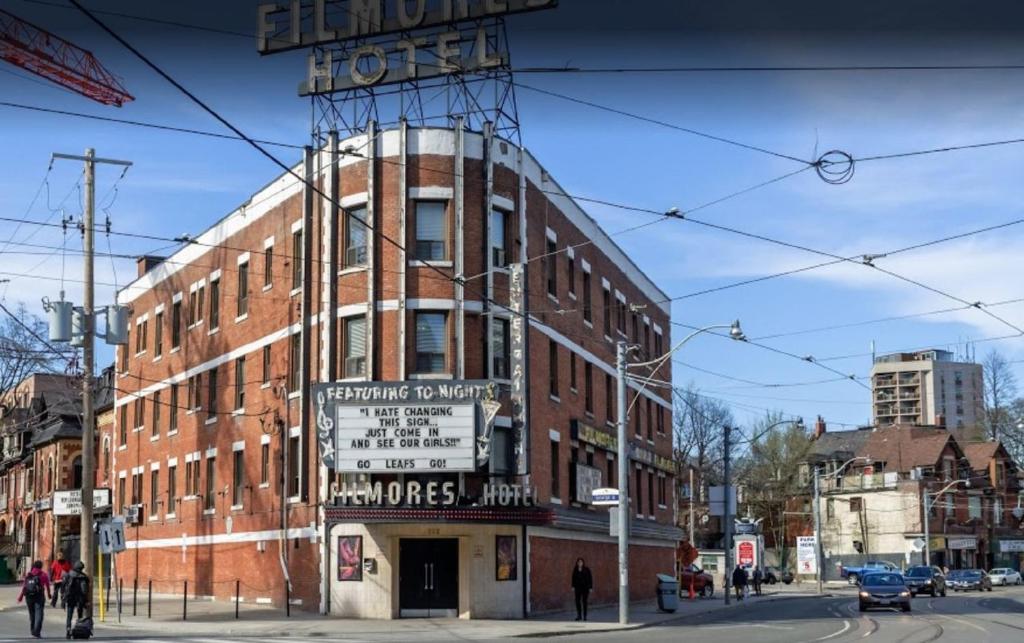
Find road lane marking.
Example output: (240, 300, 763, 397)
(704, 624, 794, 630)
(928, 612, 988, 633)
(815, 619, 852, 641)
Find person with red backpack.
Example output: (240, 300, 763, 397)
(17, 559, 52, 638)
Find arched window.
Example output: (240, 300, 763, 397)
(102, 436, 111, 479)
(47, 457, 54, 493)
(72, 456, 83, 490)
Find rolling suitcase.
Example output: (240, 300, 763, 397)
(70, 615, 93, 640)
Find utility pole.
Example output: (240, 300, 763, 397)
(723, 424, 732, 605)
(616, 340, 629, 625)
(689, 467, 695, 546)
(52, 149, 131, 590)
(813, 467, 823, 594)
(922, 487, 930, 567)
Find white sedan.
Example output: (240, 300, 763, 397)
(988, 568, 1022, 586)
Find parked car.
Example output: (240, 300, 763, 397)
(858, 572, 912, 612)
(764, 566, 795, 585)
(947, 569, 993, 592)
(678, 564, 715, 598)
(904, 565, 946, 597)
(842, 560, 900, 585)
(988, 568, 1022, 586)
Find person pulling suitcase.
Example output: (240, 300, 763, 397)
(62, 561, 93, 639)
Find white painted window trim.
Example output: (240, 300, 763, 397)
(340, 192, 368, 209)
(154, 304, 165, 315)
(232, 440, 245, 452)
(263, 236, 275, 249)
(288, 426, 300, 438)
(409, 186, 454, 200)
(260, 434, 271, 445)
(581, 258, 591, 273)
(615, 290, 626, 303)
(167, 457, 178, 467)
(492, 194, 514, 211)
(549, 429, 561, 442)
(236, 252, 250, 266)
(545, 227, 557, 242)
(408, 259, 454, 269)
(131, 466, 144, 475)
(172, 292, 183, 304)
(209, 269, 222, 282)
(205, 447, 218, 458)
(150, 462, 160, 471)
(408, 373, 454, 381)
(290, 219, 302, 233)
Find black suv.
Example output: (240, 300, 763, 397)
(904, 565, 946, 597)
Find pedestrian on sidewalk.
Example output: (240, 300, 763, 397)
(17, 559, 52, 639)
(731, 564, 747, 601)
(50, 550, 71, 608)
(571, 558, 593, 621)
(752, 566, 763, 596)
(61, 561, 92, 639)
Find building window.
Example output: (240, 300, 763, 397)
(569, 352, 577, 391)
(289, 334, 301, 391)
(617, 298, 626, 334)
(132, 471, 142, 506)
(232, 449, 245, 507)
(237, 261, 249, 317)
(288, 435, 300, 497)
(490, 209, 508, 267)
(171, 300, 181, 349)
(234, 357, 245, 410)
(602, 286, 612, 335)
(657, 405, 665, 435)
(120, 340, 128, 370)
(827, 498, 835, 519)
(342, 315, 367, 378)
(167, 465, 177, 511)
(117, 476, 126, 509)
(584, 362, 594, 414)
(548, 340, 559, 398)
(291, 229, 303, 289)
(134, 397, 144, 430)
(188, 289, 198, 327)
(415, 312, 447, 374)
(119, 406, 127, 444)
(169, 384, 179, 432)
(415, 201, 447, 261)
(262, 345, 271, 385)
(150, 470, 159, 516)
(185, 460, 196, 497)
(654, 331, 663, 358)
(849, 497, 862, 513)
(647, 471, 654, 515)
(209, 278, 220, 330)
(635, 469, 643, 516)
(204, 456, 216, 511)
(646, 398, 653, 440)
(632, 312, 639, 344)
(582, 270, 592, 323)
(545, 239, 557, 297)
(633, 406, 641, 437)
(550, 439, 560, 500)
(207, 367, 218, 419)
(605, 373, 614, 423)
(154, 312, 163, 357)
(643, 323, 650, 358)
(264, 245, 273, 287)
(135, 318, 148, 354)
(343, 206, 368, 268)
(260, 443, 270, 485)
(607, 457, 614, 488)
(187, 375, 200, 411)
(567, 254, 575, 296)
(658, 476, 666, 507)
(492, 319, 510, 379)
(969, 496, 981, 519)
(152, 391, 161, 438)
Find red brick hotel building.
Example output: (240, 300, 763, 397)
(110, 122, 678, 618)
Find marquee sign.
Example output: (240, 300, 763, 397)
(314, 380, 495, 473)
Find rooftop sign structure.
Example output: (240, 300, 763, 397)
(256, 0, 558, 141)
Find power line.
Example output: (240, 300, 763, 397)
(513, 81, 812, 165)
(855, 137, 1024, 163)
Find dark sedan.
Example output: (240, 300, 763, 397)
(904, 565, 946, 597)
(858, 572, 912, 612)
(948, 569, 993, 592)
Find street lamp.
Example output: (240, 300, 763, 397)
(614, 320, 744, 624)
(813, 456, 872, 594)
(922, 479, 970, 567)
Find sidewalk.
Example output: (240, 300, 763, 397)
(0, 582, 838, 639)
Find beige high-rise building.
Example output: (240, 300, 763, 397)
(871, 349, 984, 430)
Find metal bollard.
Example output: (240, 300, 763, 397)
(235, 579, 240, 620)
(132, 578, 138, 616)
(148, 579, 152, 619)
(183, 580, 188, 621)
(285, 584, 290, 618)
(117, 578, 123, 623)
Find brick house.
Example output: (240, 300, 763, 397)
(111, 124, 678, 618)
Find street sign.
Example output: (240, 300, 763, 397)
(592, 487, 620, 506)
(708, 486, 737, 517)
(796, 536, 817, 574)
(53, 488, 112, 516)
(97, 517, 125, 554)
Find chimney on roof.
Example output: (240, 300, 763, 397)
(814, 415, 827, 439)
(936, 413, 946, 428)
(136, 255, 165, 278)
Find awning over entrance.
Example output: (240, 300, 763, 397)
(324, 506, 554, 525)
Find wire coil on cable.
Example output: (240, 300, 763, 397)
(814, 149, 855, 184)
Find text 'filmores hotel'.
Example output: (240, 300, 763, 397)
(109, 123, 679, 618)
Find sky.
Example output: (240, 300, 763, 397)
(2, 0, 1024, 433)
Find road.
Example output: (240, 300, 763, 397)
(0, 586, 1022, 641)
(567, 585, 1024, 643)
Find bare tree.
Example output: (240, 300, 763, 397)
(673, 384, 732, 485)
(983, 350, 1018, 442)
(0, 302, 77, 400)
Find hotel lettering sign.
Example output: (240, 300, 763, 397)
(509, 263, 529, 475)
(256, 1, 558, 93)
(314, 380, 494, 473)
(332, 480, 537, 507)
(571, 420, 674, 472)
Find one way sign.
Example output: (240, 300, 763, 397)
(98, 517, 126, 554)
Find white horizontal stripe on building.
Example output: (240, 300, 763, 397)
(126, 524, 318, 550)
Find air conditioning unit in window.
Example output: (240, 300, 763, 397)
(125, 505, 143, 525)
(492, 249, 506, 267)
(345, 357, 366, 378)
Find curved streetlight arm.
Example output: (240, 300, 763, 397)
(816, 456, 872, 481)
(923, 479, 970, 511)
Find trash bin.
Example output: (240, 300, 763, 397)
(656, 573, 679, 612)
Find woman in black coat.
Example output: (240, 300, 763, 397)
(571, 558, 594, 621)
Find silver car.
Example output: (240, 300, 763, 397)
(989, 568, 1022, 586)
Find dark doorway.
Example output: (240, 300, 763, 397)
(398, 538, 459, 617)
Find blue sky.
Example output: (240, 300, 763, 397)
(2, 0, 1023, 431)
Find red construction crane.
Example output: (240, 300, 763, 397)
(0, 8, 133, 107)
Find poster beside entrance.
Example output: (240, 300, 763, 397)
(796, 536, 817, 574)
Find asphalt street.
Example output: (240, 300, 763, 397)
(0, 586, 1022, 641)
